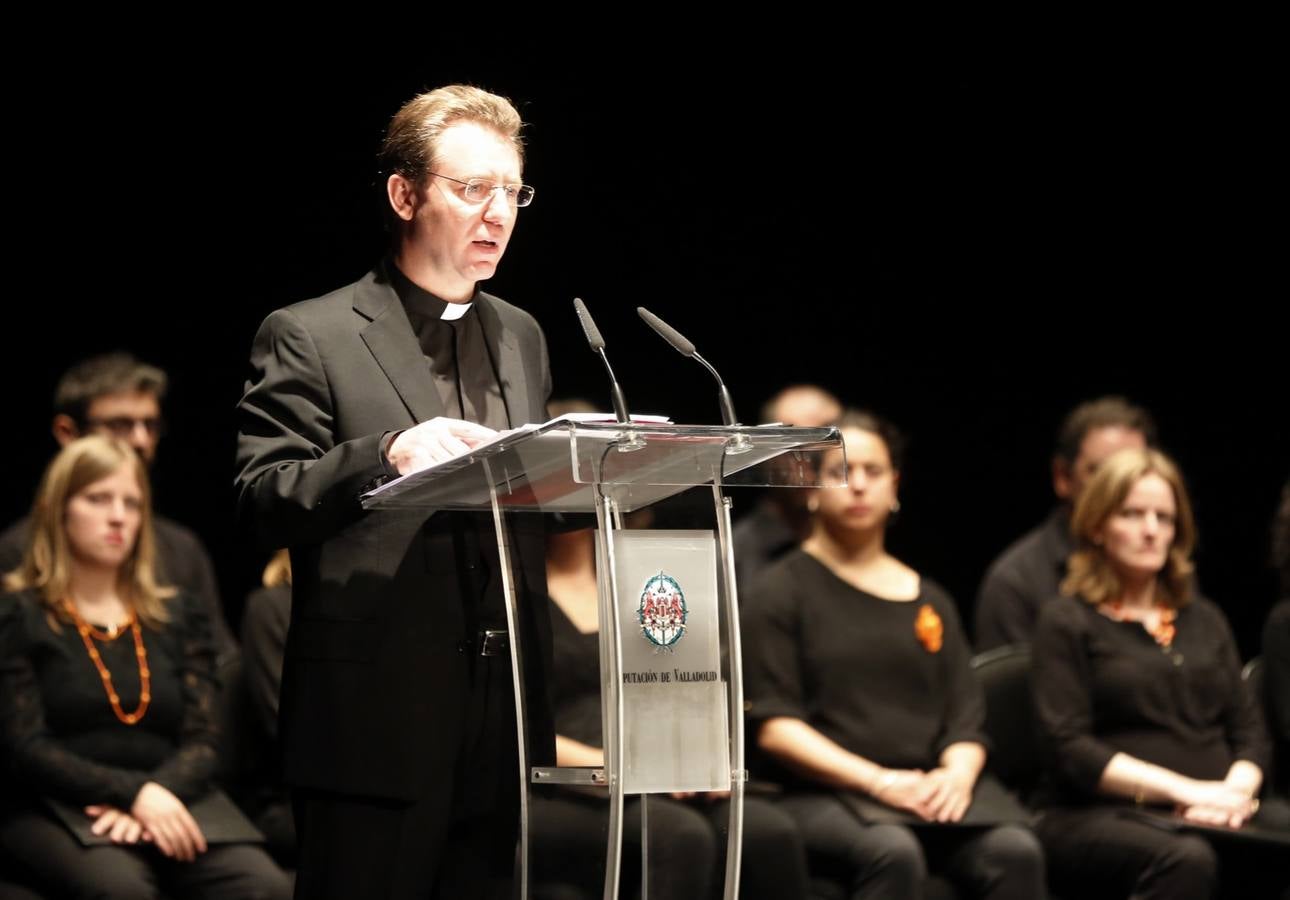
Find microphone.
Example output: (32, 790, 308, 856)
(636, 307, 751, 453)
(637, 308, 740, 425)
(572, 299, 644, 450)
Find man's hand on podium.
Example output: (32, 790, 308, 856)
(386, 417, 498, 475)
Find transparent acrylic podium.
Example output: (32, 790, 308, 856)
(362, 419, 841, 900)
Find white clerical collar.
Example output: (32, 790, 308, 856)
(440, 301, 472, 321)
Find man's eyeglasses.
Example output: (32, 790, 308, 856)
(428, 172, 535, 207)
(86, 416, 165, 438)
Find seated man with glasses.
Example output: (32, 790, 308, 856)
(0, 352, 235, 661)
(236, 84, 553, 899)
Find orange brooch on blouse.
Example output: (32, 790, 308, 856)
(915, 604, 943, 653)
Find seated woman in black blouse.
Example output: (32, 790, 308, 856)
(0, 435, 289, 899)
(1032, 446, 1274, 900)
(742, 409, 1044, 900)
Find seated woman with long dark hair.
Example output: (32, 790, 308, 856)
(0, 435, 288, 899)
(1032, 446, 1276, 900)
(742, 409, 1044, 900)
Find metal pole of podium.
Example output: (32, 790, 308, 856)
(484, 462, 532, 900)
(595, 490, 627, 900)
(713, 486, 746, 900)
(640, 794, 649, 900)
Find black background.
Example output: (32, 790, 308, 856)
(5, 57, 1284, 656)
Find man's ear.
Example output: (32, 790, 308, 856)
(52, 414, 80, 448)
(1053, 457, 1073, 501)
(387, 173, 420, 223)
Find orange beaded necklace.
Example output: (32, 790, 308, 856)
(1103, 599, 1177, 649)
(62, 599, 151, 726)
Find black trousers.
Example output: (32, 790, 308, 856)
(778, 793, 1045, 900)
(530, 793, 716, 900)
(530, 792, 812, 900)
(1038, 804, 1290, 900)
(1037, 806, 1217, 900)
(0, 808, 291, 900)
(292, 651, 520, 900)
(700, 795, 811, 900)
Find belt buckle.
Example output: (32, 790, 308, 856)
(478, 629, 508, 657)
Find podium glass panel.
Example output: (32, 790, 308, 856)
(609, 530, 728, 795)
(358, 421, 842, 900)
(362, 421, 842, 513)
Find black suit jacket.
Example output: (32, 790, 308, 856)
(235, 266, 554, 802)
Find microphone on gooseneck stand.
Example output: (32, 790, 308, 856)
(636, 307, 751, 453)
(572, 298, 644, 451)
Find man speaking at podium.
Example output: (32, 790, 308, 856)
(236, 84, 554, 899)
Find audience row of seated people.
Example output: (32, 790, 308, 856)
(740, 401, 1289, 900)
(524, 398, 1288, 899)
(1, 358, 1287, 899)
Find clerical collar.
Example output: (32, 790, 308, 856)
(386, 259, 478, 321)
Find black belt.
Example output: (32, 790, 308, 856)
(457, 629, 509, 657)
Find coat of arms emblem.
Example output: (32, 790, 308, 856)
(637, 572, 687, 649)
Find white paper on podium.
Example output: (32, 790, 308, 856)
(609, 529, 729, 794)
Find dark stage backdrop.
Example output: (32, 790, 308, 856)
(5, 64, 1285, 658)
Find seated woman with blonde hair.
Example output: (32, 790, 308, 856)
(1033, 446, 1278, 900)
(0, 435, 288, 899)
